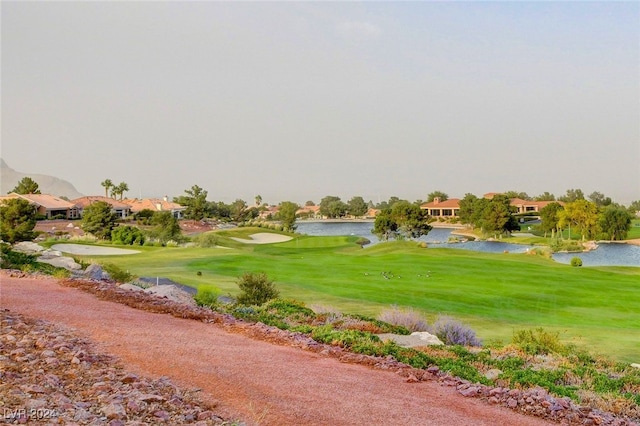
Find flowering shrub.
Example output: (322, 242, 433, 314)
(433, 316, 482, 346)
(378, 305, 430, 332)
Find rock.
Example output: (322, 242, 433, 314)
(119, 283, 144, 292)
(484, 368, 503, 380)
(631, 363, 640, 369)
(377, 331, 443, 347)
(102, 402, 126, 420)
(37, 256, 82, 270)
(144, 285, 196, 306)
(12, 241, 44, 254)
(84, 264, 110, 280)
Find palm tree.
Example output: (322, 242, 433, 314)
(115, 182, 129, 200)
(101, 179, 113, 198)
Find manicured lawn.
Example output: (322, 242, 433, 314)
(70, 229, 640, 362)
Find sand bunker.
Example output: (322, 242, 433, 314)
(51, 244, 140, 255)
(230, 233, 293, 244)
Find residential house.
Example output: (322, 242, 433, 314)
(72, 196, 131, 219)
(0, 193, 79, 219)
(420, 198, 460, 217)
(509, 198, 561, 214)
(296, 205, 321, 219)
(124, 197, 186, 219)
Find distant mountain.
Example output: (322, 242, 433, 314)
(1, 158, 84, 199)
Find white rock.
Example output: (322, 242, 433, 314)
(631, 363, 640, 369)
(13, 241, 44, 254)
(145, 285, 196, 306)
(119, 283, 144, 292)
(37, 256, 82, 270)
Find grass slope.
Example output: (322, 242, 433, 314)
(69, 229, 640, 362)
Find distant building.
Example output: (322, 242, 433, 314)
(124, 197, 186, 219)
(72, 196, 131, 219)
(0, 193, 79, 219)
(420, 197, 460, 217)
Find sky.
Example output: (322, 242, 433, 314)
(2, 1, 639, 205)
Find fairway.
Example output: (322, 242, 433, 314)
(80, 230, 640, 362)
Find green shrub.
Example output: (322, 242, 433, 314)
(236, 272, 279, 306)
(100, 263, 134, 283)
(194, 232, 219, 248)
(570, 257, 583, 267)
(194, 288, 219, 308)
(512, 327, 565, 355)
(111, 225, 146, 246)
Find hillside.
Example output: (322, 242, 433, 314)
(0, 158, 83, 199)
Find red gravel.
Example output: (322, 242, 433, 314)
(1, 276, 554, 426)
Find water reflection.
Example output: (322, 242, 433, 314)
(295, 221, 640, 267)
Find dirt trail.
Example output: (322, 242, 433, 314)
(0, 276, 553, 426)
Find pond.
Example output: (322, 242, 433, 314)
(295, 221, 640, 267)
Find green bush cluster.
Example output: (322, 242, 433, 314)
(512, 327, 566, 355)
(111, 225, 146, 246)
(571, 256, 583, 267)
(100, 263, 134, 283)
(236, 272, 279, 306)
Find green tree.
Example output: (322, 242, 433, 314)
(118, 182, 129, 200)
(347, 196, 368, 217)
(150, 211, 182, 243)
(558, 188, 585, 203)
(539, 202, 564, 238)
(0, 198, 37, 243)
(10, 177, 41, 195)
(254, 195, 262, 207)
(534, 192, 556, 201)
(599, 206, 632, 241)
(277, 201, 299, 232)
(457, 193, 489, 228)
(319, 196, 346, 218)
(373, 201, 431, 240)
(427, 191, 449, 202)
(174, 185, 208, 220)
(372, 210, 398, 241)
(81, 201, 118, 240)
(628, 200, 640, 215)
(305, 200, 315, 207)
(558, 200, 599, 241)
(588, 191, 612, 208)
(236, 272, 279, 306)
(231, 199, 248, 222)
(101, 179, 113, 198)
(480, 195, 519, 236)
(503, 191, 530, 200)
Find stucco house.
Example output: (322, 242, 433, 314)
(124, 197, 186, 219)
(0, 193, 80, 219)
(72, 196, 131, 219)
(420, 198, 461, 217)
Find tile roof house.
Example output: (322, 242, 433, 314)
(72, 196, 131, 219)
(0, 193, 79, 219)
(509, 198, 561, 214)
(124, 197, 186, 219)
(296, 205, 320, 219)
(420, 198, 461, 217)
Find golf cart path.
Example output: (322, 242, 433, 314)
(1, 276, 552, 426)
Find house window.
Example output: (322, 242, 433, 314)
(525, 206, 537, 212)
(442, 209, 452, 216)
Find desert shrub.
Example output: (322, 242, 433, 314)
(194, 232, 219, 248)
(311, 325, 380, 348)
(377, 305, 430, 332)
(347, 313, 410, 334)
(433, 316, 482, 346)
(165, 240, 179, 247)
(194, 287, 219, 309)
(571, 256, 583, 267)
(512, 327, 565, 355)
(500, 368, 577, 399)
(355, 237, 370, 247)
(111, 225, 146, 246)
(236, 272, 279, 306)
(100, 263, 134, 283)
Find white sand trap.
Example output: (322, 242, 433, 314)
(230, 233, 293, 244)
(51, 244, 140, 255)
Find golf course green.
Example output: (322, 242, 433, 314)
(78, 228, 640, 362)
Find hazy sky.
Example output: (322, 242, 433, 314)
(2, 2, 639, 205)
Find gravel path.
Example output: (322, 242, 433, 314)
(1, 275, 554, 426)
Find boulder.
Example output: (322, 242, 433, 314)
(119, 283, 144, 292)
(377, 331, 444, 347)
(12, 241, 44, 254)
(84, 264, 110, 281)
(144, 285, 196, 306)
(37, 256, 82, 270)
(631, 363, 640, 369)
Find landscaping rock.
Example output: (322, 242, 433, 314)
(12, 241, 44, 254)
(38, 256, 82, 270)
(119, 283, 144, 292)
(144, 285, 197, 306)
(377, 331, 444, 347)
(84, 263, 110, 280)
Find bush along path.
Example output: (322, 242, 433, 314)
(1, 270, 638, 426)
